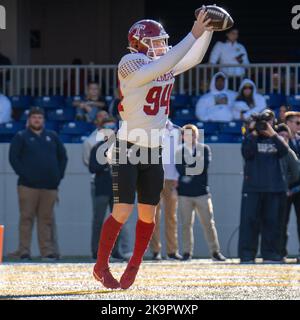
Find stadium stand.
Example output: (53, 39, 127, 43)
(1, 90, 299, 144)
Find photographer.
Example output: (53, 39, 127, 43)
(238, 109, 289, 264)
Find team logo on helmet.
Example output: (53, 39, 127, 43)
(130, 24, 146, 40)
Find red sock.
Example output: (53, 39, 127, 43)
(95, 215, 123, 270)
(129, 219, 155, 267)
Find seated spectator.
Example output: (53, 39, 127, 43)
(0, 92, 12, 124)
(195, 72, 236, 122)
(232, 79, 267, 121)
(82, 110, 109, 167)
(175, 124, 226, 262)
(209, 28, 249, 78)
(73, 82, 107, 122)
(277, 105, 290, 124)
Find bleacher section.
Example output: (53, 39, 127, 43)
(1, 93, 300, 144)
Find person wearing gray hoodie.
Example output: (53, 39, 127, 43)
(195, 72, 237, 122)
(232, 79, 267, 121)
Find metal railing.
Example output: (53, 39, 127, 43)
(0, 63, 299, 97)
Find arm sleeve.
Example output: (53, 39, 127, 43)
(55, 135, 68, 179)
(203, 145, 211, 172)
(172, 31, 213, 76)
(287, 150, 300, 186)
(82, 140, 92, 167)
(9, 133, 26, 177)
(241, 134, 258, 160)
(0, 96, 12, 124)
(89, 143, 107, 174)
(119, 33, 197, 88)
(272, 134, 289, 158)
(241, 45, 250, 64)
(175, 149, 186, 176)
(209, 42, 222, 64)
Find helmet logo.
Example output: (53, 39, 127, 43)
(132, 24, 146, 39)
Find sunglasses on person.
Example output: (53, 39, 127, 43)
(243, 86, 253, 90)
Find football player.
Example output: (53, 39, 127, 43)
(93, 10, 213, 289)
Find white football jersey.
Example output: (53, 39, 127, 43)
(116, 31, 213, 148)
(118, 53, 175, 148)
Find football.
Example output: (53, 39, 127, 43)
(195, 5, 234, 31)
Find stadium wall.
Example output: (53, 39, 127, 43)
(0, 143, 298, 258)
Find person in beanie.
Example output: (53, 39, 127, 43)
(9, 107, 68, 261)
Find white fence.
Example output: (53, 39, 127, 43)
(0, 63, 299, 97)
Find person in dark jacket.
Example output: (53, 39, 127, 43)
(284, 111, 300, 263)
(276, 123, 300, 261)
(176, 124, 225, 262)
(89, 117, 130, 261)
(9, 107, 67, 261)
(238, 111, 289, 264)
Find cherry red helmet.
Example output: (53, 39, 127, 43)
(128, 19, 169, 59)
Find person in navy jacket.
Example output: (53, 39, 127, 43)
(9, 107, 67, 261)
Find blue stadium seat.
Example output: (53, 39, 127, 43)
(20, 110, 30, 121)
(60, 121, 95, 136)
(58, 134, 72, 143)
(71, 135, 89, 143)
(190, 95, 201, 107)
(220, 121, 243, 134)
(173, 108, 196, 121)
(9, 96, 32, 109)
(47, 108, 75, 122)
(0, 122, 25, 135)
(45, 121, 60, 131)
(0, 122, 25, 142)
(171, 119, 190, 127)
(64, 96, 84, 108)
(205, 133, 238, 143)
(33, 95, 64, 109)
(170, 94, 191, 109)
(196, 122, 220, 135)
(264, 93, 286, 109)
(287, 95, 300, 109)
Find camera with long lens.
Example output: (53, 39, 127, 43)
(250, 109, 275, 134)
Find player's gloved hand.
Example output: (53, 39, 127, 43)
(191, 9, 213, 39)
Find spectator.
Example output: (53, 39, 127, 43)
(82, 110, 109, 166)
(108, 88, 121, 120)
(238, 110, 288, 264)
(232, 79, 267, 121)
(284, 111, 300, 263)
(277, 124, 300, 187)
(8, 107, 68, 261)
(209, 28, 249, 78)
(176, 124, 226, 261)
(150, 120, 182, 261)
(277, 105, 290, 124)
(0, 92, 12, 124)
(73, 82, 107, 122)
(87, 117, 131, 261)
(195, 72, 237, 122)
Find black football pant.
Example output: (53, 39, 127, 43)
(238, 192, 286, 261)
